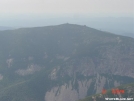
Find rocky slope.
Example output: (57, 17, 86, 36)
(78, 83, 134, 101)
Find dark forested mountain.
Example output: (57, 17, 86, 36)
(0, 23, 134, 101)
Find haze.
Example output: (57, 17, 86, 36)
(0, 0, 133, 15)
(0, 0, 133, 36)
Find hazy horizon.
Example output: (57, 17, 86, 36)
(0, 0, 133, 35)
(0, 0, 134, 26)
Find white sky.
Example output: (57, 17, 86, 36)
(0, 0, 134, 17)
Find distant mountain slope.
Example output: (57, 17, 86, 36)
(78, 83, 134, 101)
(0, 23, 134, 101)
(0, 26, 13, 30)
(122, 33, 134, 38)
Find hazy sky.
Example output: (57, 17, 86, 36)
(0, 0, 134, 31)
(0, 0, 134, 17)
